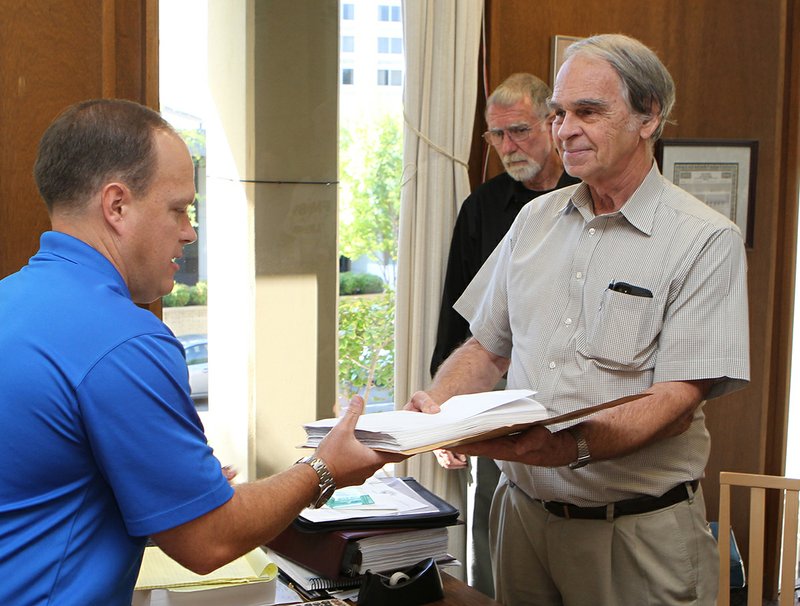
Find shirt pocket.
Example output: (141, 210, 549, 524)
(578, 288, 660, 370)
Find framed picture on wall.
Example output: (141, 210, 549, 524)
(550, 35, 582, 85)
(656, 139, 758, 248)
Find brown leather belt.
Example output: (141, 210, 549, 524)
(539, 480, 699, 520)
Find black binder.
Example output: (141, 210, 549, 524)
(293, 477, 460, 532)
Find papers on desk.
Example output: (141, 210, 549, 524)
(293, 476, 460, 531)
(342, 526, 451, 575)
(302, 389, 645, 455)
(133, 546, 278, 606)
(267, 550, 363, 593)
(136, 545, 278, 590)
(299, 476, 436, 524)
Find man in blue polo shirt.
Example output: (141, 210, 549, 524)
(0, 99, 401, 605)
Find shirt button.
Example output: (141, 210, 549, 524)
(576, 272, 583, 279)
(564, 318, 572, 325)
(588, 228, 596, 236)
(549, 361, 556, 369)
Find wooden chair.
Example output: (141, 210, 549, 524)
(718, 471, 800, 606)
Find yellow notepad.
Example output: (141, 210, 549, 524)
(135, 545, 278, 591)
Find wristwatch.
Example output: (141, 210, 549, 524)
(296, 456, 337, 508)
(567, 425, 592, 469)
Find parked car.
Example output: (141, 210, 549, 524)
(177, 334, 208, 401)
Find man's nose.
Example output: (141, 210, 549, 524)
(183, 222, 198, 245)
(554, 114, 578, 142)
(498, 132, 519, 154)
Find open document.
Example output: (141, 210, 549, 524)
(293, 476, 459, 530)
(302, 390, 645, 455)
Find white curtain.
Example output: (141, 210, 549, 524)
(397, 0, 483, 578)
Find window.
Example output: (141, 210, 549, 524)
(342, 3, 354, 20)
(377, 5, 400, 22)
(185, 342, 208, 365)
(377, 69, 402, 86)
(340, 0, 403, 416)
(342, 35, 354, 53)
(377, 37, 402, 54)
(160, 0, 209, 412)
(342, 68, 354, 85)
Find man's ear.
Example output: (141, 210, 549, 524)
(100, 182, 130, 233)
(639, 100, 661, 140)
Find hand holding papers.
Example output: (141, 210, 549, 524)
(302, 390, 645, 455)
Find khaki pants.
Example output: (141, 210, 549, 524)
(490, 478, 719, 606)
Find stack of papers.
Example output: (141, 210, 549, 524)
(343, 526, 451, 575)
(303, 390, 542, 454)
(133, 546, 278, 606)
(302, 390, 645, 455)
(298, 476, 440, 525)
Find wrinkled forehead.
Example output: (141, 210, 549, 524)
(550, 54, 628, 109)
(487, 100, 535, 126)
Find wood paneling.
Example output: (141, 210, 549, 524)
(479, 0, 797, 597)
(0, 0, 157, 280)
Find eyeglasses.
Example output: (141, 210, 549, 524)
(482, 124, 534, 146)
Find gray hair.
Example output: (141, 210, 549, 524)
(563, 34, 675, 140)
(34, 99, 177, 213)
(486, 73, 553, 121)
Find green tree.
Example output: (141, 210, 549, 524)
(337, 291, 395, 404)
(339, 114, 402, 287)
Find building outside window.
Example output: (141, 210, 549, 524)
(342, 3, 355, 20)
(377, 69, 402, 86)
(342, 35, 355, 52)
(377, 5, 400, 22)
(342, 68, 354, 85)
(378, 37, 402, 54)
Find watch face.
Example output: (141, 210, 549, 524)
(317, 483, 336, 507)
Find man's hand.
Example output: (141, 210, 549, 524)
(221, 465, 238, 485)
(405, 394, 468, 470)
(315, 395, 406, 488)
(433, 448, 467, 469)
(450, 425, 574, 467)
(405, 390, 442, 414)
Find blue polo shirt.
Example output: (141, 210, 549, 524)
(0, 232, 234, 605)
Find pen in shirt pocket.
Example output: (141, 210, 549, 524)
(608, 281, 653, 298)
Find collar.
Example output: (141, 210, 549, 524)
(37, 231, 131, 298)
(559, 162, 664, 236)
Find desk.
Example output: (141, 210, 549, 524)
(433, 573, 502, 606)
(284, 573, 500, 606)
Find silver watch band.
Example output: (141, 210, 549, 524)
(295, 456, 336, 508)
(567, 425, 592, 469)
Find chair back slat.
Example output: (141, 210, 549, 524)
(718, 471, 800, 606)
(747, 487, 765, 606)
(778, 490, 798, 606)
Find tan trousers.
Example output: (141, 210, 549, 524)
(489, 478, 719, 606)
